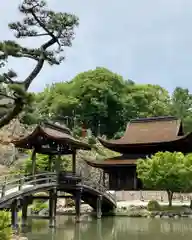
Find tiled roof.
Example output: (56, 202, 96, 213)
(101, 116, 184, 145)
(12, 122, 91, 151)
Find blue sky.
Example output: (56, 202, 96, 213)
(1, 0, 192, 93)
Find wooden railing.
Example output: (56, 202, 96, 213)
(0, 172, 116, 207)
(0, 172, 57, 198)
(81, 177, 116, 205)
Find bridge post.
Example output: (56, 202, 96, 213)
(72, 150, 76, 174)
(75, 187, 82, 223)
(48, 155, 53, 172)
(49, 188, 57, 228)
(102, 171, 105, 187)
(96, 195, 102, 219)
(11, 199, 18, 230)
(21, 197, 29, 227)
(31, 148, 36, 177)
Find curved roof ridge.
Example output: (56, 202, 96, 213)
(130, 116, 178, 123)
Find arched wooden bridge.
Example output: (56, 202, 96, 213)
(0, 172, 116, 227)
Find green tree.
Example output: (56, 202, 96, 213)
(22, 153, 72, 174)
(0, 211, 11, 240)
(122, 84, 171, 120)
(0, 0, 79, 128)
(171, 87, 192, 133)
(39, 67, 128, 137)
(32, 68, 172, 138)
(137, 151, 186, 206)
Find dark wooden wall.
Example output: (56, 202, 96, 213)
(106, 166, 143, 190)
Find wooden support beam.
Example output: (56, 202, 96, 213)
(55, 154, 61, 174)
(72, 150, 76, 175)
(48, 155, 53, 172)
(11, 199, 18, 230)
(102, 171, 106, 187)
(21, 198, 28, 227)
(133, 171, 137, 190)
(31, 148, 36, 177)
(96, 195, 102, 219)
(75, 188, 82, 223)
(49, 188, 57, 228)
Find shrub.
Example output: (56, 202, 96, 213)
(65, 198, 75, 207)
(88, 136, 96, 145)
(147, 200, 161, 211)
(31, 200, 48, 214)
(0, 211, 11, 240)
(72, 126, 82, 137)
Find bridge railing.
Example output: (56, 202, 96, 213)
(0, 172, 57, 198)
(0, 172, 116, 206)
(80, 177, 116, 204)
(58, 171, 116, 204)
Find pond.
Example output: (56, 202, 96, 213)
(22, 216, 192, 240)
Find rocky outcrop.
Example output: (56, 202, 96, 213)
(0, 119, 34, 167)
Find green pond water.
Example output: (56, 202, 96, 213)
(22, 216, 192, 240)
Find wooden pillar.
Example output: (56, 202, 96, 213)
(72, 150, 76, 175)
(21, 197, 28, 227)
(31, 148, 36, 176)
(133, 170, 137, 190)
(49, 188, 57, 228)
(55, 154, 61, 174)
(102, 171, 106, 187)
(75, 188, 82, 223)
(96, 195, 102, 219)
(11, 199, 18, 229)
(48, 155, 53, 172)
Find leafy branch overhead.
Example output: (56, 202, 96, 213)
(0, 0, 79, 128)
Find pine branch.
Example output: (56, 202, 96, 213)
(0, 93, 16, 101)
(0, 98, 24, 128)
(0, 0, 79, 128)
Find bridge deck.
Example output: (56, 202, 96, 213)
(0, 172, 117, 212)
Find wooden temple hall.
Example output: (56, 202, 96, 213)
(85, 116, 192, 191)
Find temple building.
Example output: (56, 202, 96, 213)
(12, 121, 91, 175)
(85, 116, 192, 191)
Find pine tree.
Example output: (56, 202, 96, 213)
(0, 0, 79, 128)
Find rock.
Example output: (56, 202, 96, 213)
(161, 215, 169, 219)
(12, 234, 28, 240)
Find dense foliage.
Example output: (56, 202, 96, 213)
(0, 211, 11, 240)
(20, 152, 72, 174)
(137, 152, 192, 206)
(21, 67, 192, 138)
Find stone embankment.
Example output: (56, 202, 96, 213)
(54, 200, 192, 219)
(116, 201, 192, 218)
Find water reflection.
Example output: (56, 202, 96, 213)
(23, 216, 192, 240)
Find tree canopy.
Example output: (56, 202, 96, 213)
(21, 66, 192, 138)
(0, 0, 79, 128)
(137, 152, 192, 206)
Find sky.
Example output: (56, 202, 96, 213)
(1, 0, 192, 93)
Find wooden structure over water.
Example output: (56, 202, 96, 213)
(85, 116, 192, 190)
(0, 122, 116, 229)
